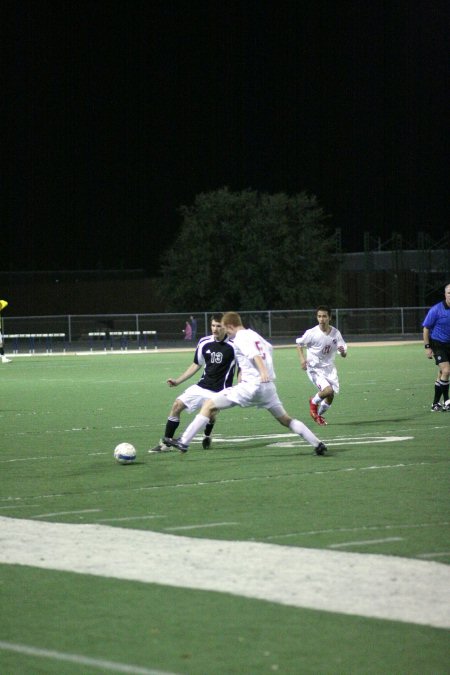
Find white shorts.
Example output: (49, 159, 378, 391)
(211, 381, 286, 417)
(177, 384, 217, 413)
(307, 365, 340, 394)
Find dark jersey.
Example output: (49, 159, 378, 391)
(193, 335, 236, 392)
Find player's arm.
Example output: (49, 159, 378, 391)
(296, 344, 308, 370)
(338, 345, 347, 358)
(423, 327, 433, 359)
(254, 355, 270, 382)
(167, 362, 201, 387)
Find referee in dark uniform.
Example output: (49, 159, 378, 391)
(422, 283, 450, 410)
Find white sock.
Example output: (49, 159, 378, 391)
(289, 419, 321, 447)
(312, 393, 322, 404)
(181, 414, 210, 445)
(318, 402, 330, 416)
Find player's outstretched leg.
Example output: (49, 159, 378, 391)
(289, 418, 328, 455)
(165, 414, 210, 453)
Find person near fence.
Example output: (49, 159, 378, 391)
(190, 315, 197, 341)
(183, 319, 192, 340)
(165, 311, 328, 455)
(0, 299, 11, 363)
(149, 313, 236, 452)
(295, 305, 347, 425)
(422, 283, 450, 411)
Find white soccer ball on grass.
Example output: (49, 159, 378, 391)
(114, 442, 137, 464)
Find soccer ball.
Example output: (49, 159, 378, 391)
(114, 442, 137, 464)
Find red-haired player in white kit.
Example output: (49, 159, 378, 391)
(296, 305, 347, 426)
(166, 311, 328, 456)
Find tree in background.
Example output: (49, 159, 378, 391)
(158, 187, 339, 310)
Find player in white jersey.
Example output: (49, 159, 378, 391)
(296, 305, 347, 426)
(166, 312, 328, 456)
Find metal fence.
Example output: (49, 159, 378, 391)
(2, 307, 426, 353)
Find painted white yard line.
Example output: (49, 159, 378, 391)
(164, 521, 239, 531)
(0, 461, 437, 506)
(418, 552, 450, 559)
(1, 517, 449, 629)
(329, 537, 403, 548)
(0, 640, 179, 675)
(266, 521, 449, 540)
(32, 509, 101, 519)
(97, 515, 166, 522)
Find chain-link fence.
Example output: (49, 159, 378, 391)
(2, 307, 426, 353)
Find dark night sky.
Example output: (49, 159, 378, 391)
(3, 0, 449, 272)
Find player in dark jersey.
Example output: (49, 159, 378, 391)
(149, 313, 236, 452)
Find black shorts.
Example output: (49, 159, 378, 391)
(431, 340, 450, 366)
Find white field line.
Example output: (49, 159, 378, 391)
(0, 640, 179, 675)
(265, 521, 449, 540)
(32, 509, 101, 519)
(97, 515, 166, 522)
(164, 521, 239, 531)
(329, 537, 404, 548)
(418, 552, 450, 559)
(0, 461, 437, 506)
(0, 517, 449, 629)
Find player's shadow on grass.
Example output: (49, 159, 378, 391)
(334, 417, 412, 425)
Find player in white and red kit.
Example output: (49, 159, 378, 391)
(296, 305, 347, 426)
(166, 311, 327, 455)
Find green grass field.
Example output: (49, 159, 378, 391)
(1, 344, 449, 674)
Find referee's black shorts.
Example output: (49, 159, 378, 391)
(431, 340, 450, 366)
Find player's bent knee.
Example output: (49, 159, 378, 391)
(171, 400, 186, 416)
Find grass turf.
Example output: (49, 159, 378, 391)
(1, 344, 449, 673)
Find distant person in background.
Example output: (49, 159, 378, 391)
(296, 306, 347, 425)
(190, 315, 197, 341)
(149, 313, 236, 452)
(0, 299, 11, 363)
(183, 319, 192, 340)
(422, 283, 450, 411)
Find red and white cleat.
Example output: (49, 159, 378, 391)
(316, 415, 327, 426)
(309, 397, 318, 421)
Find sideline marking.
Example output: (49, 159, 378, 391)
(1, 517, 449, 629)
(32, 509, 101, 519)
(164, 521, 239, 531)
(97, 515, 166, 522)
(329, 537, 403, 548)
(265, 521, 449, 540)
(0, 641, 179, 675)
(0, 461, 437, 505)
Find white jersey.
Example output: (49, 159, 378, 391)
(233, 328, 276, 383)
(296, 325, 346, 369)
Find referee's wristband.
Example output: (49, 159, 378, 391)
(424, 343, 431, 349)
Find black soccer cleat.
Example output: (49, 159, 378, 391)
(148, 438, 173, 453)
(165, 437, 189, 453)
(315, 442, 328, 456)
(202, 436, 212, 449)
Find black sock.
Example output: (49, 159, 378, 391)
(433, 380, 442, 405)
(164, 417, 180, 439)
(440, 380, 449, 402)
(204, 422, 214, 437)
